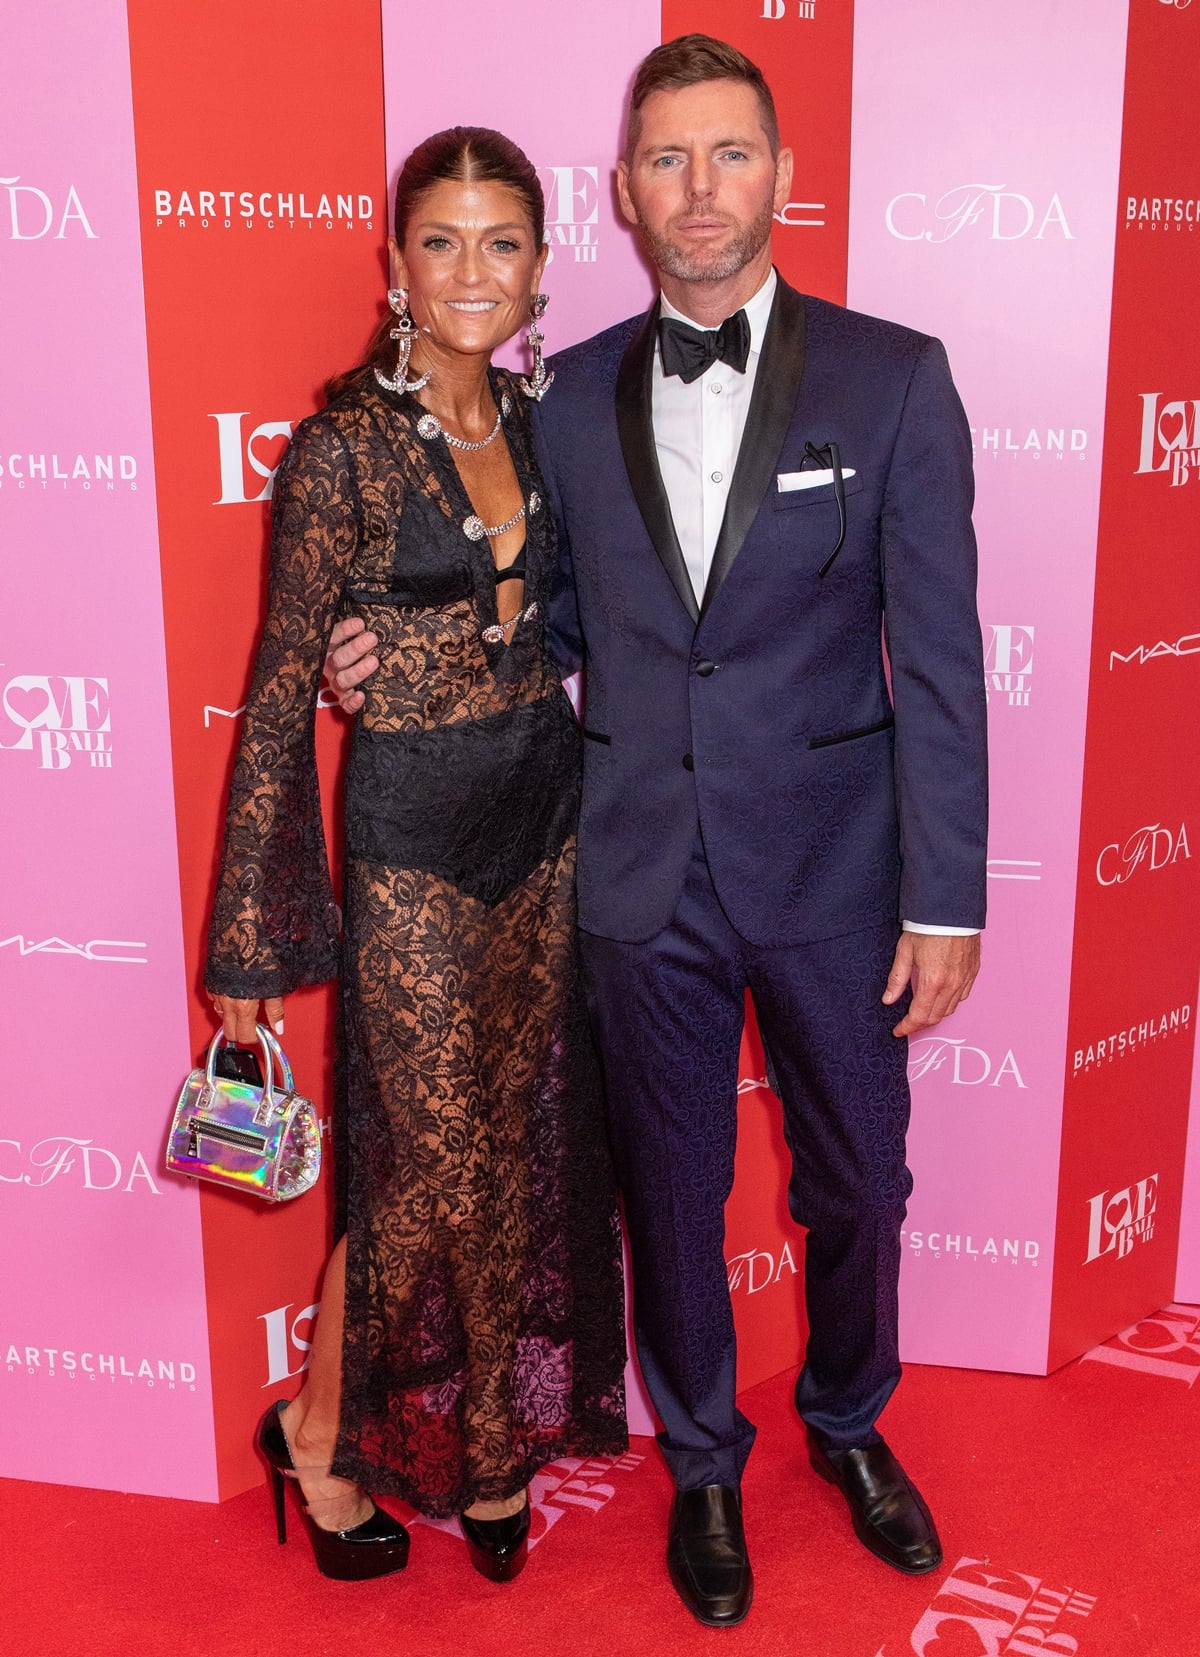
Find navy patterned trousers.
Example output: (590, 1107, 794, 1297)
(581, 835, 914, 1491)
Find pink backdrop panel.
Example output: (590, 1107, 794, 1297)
(380, 0, 661, 1433)
(380, 0, 658, 366)
(0, 1, 213, 1496)
(847, 1, 1129, 1370)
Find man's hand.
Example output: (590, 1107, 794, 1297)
(324, 615, 378, 714)
(882, 932, 980, 1038)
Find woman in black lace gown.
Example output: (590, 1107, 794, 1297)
(205, 129, 626, 1581)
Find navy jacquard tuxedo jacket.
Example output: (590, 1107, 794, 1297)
(535, 276, 988, 948)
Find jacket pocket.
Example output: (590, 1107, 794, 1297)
(808, 715, 894, 750)
(772, 472, 865, 512)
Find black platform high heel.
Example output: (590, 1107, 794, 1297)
(460, 1494, 531, 1583)
(255, 1402, 410, 1581)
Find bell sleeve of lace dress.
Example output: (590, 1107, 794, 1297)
(204, 414, 361, 1001)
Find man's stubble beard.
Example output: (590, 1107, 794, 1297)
(636, 198, 776, 285)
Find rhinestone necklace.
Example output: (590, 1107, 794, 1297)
(463, 504, 526, 542)
(482, 601, 540, 645)
(417, 392, 510, 452)
(417, 408, 500, 451)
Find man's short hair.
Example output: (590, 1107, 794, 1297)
(625, 34, 781, 163)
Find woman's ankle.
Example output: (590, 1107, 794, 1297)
(464, 1489, 528, 1522)
(282, 1395, 338, 1469)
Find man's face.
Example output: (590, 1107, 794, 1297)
(617, 79, 792, 285)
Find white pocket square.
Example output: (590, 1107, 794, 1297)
(777, 467, 857, 492)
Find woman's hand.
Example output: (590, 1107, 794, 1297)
(210, 994, 285, 1046)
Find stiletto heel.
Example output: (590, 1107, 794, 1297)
(268, 1462, 287, 1544)
(255, 1402, 410, 1581)
(460, 1495, 531, 1583)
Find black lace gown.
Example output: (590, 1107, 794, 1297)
(205, 368, 627, 1515)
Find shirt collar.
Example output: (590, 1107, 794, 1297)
(658, 268, 777, 358)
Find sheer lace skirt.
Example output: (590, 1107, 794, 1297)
(330, 839, 626, 1514)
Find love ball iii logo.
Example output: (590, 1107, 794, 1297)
(410, 1450, 646, 1552)
(540, 167, 600, 264)
(760, 2, 818, 20)
(1137, 393, 1199, 487)
(260, 1300, 319, 1387)
(877, 1557, 1097, 1657)
(1084, 1173, 1157, 1263)
(1083, 1303, 1200, 1388)
(211, 412, 294, 505)
(984, 625, 1034, 707)
(0, 673, 111, 769)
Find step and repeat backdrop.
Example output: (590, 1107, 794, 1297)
(2, 0, 1198, 1501)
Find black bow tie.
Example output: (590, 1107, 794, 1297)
(657, 309, 751, 383)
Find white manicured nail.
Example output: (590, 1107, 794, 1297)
(274, 1020, 285, 1035)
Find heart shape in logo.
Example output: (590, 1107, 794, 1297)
(4, 677, 54, 728)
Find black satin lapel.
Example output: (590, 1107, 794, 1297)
(700, 281, 808, 621)
(616, 302, 700, 623)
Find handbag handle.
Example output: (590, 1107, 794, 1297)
(204, 1024, 295, 1105)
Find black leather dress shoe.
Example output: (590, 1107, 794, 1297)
(808, 1433, 942, 1574)
(666, 1484, 754, 1627)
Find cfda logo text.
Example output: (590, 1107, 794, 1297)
(1095, 822, 1190, 885)
(1, 177, 95, 239)
(0, 1137, 160, 1194)
(886, 185, 1073, 243)
(908, 1037, 1027, 1088)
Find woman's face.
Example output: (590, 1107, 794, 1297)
(393, 178, 547, 365)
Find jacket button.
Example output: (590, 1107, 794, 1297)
(695, 660, 716, 677)
(682, 753, 694, 771)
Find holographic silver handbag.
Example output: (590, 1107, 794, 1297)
(166, 1025, 321, 1202)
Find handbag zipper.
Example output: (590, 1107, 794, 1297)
(187, 1115, 268, 1155)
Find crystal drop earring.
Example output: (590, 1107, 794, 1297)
(518, 293, 554, 401)
(375, 288, 431, 394)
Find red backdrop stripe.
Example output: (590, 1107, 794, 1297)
(126, 0, 388, 1497)
(661, 0, 853, 308)
(1050, 3, 1200, 1368)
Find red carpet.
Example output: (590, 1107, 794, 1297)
(5, 1307, 1197, 1657)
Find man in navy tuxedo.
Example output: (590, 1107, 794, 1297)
(330, 35, 986, 1627)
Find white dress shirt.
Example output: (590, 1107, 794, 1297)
(653, 270, 776, 605)
(650, 271, 975, 939)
